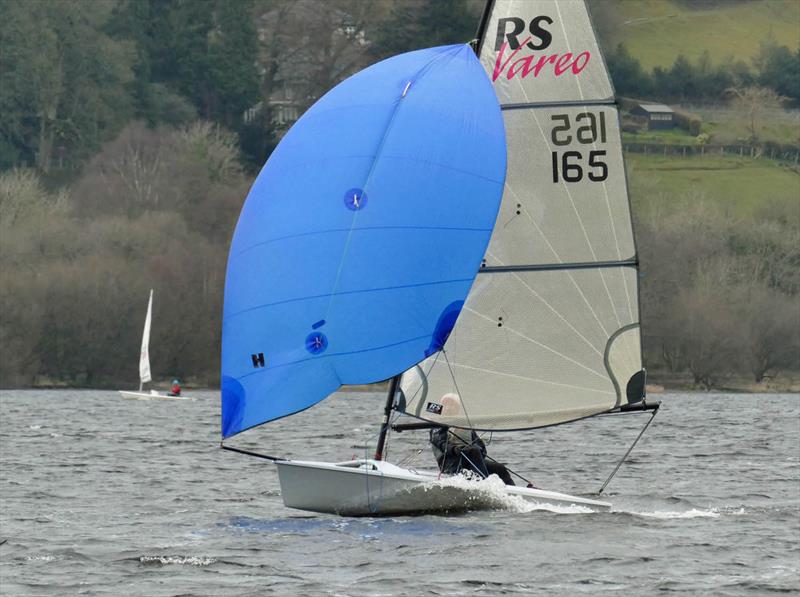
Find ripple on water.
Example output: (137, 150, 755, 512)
(1, 390, 798, 596)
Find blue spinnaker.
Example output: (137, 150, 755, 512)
(221, 44, 506, 438)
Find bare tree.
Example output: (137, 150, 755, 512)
(0, 273, 46, 385)
(254, 0, 387, 115)
(674, 282, 740, 390)
(177, 121, 242, 184)
(727, 86, 787, 146)
(734, 284, 800, 383)
(0, 169, 67, 227)
(70, 123, 171, 217)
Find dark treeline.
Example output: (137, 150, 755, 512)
(0, 0, 485, 175)
(606, 42, 800, 105)
(586, 0, 800, 105)
(0, 0, 797, 389)
(0, 0, 265, 173)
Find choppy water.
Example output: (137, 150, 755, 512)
(1, 390, 798, 595)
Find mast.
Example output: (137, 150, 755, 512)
(473, 0, 495, 54)
(374, 375, 400, 460)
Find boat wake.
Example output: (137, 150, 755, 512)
(401, 474, 598, 515)
(514, 501, 596, 515)
(25, 554, 57, 562)
(629, 508, 722, 519)
(612, 506, 747, 520)
(138, 555, 217, 567)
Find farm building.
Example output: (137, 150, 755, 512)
(631, 103, 675, 130)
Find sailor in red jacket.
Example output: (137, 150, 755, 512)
(168, 378, 181, 397)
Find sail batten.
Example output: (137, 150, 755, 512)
(400, 0, 644, 430)
(502, 100, 616, 110)
(480, 259, 637, 273)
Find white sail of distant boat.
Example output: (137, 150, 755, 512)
(139, 289, 153, 391)
(119, 290, 192, 401)
(219, 0, 658, 516)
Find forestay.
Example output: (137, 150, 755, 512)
(221, 45, 507, 439)
(400, 0, 645, 430)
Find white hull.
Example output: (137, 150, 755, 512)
(118, 390, 193, 401)
(275, 459, 611, 516)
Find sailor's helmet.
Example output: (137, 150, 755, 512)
(440, 393, 462, 416)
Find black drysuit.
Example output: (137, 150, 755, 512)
(429, 427, 515, 485)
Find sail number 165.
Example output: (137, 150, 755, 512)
(550, 112, 609, 184)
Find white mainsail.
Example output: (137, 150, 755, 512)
(139, 289, 153, 389)
(400, 0, 644, 429)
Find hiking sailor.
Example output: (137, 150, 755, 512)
(429, 393, 515, 485)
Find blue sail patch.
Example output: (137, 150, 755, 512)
(221, 44, 506, 438)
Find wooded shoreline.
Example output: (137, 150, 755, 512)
(1, 1, 797, 394)
(8, 375, 799, 394)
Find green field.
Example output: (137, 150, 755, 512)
(608, 0, 800, 69)
(622, 128, 704, 145)
(626, 154, 800, 216)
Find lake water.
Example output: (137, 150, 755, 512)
(1, 390, 798, 595)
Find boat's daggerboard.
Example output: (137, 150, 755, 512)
(402, 0, 646, 430)
(221, 45, 507, 438)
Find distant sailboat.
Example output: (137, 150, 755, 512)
(119, 289, 191, 401)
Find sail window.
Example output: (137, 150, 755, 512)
(305, 332, 328, 354)
(343, 188, 367, 211)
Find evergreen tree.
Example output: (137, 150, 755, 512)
(370, 0, 480, 60)
(207, 0, 261, 126)
(106, 0, 157, 123)
(0, 0, 134, 172)
(606, 43, 652, 97)
(0, 0, 55, 168)
(108, 0, 260, 127)
(756, 43, 800, 106)
(238, 107, 278, 173)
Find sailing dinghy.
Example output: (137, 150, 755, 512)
(221, 2, 658, 516)
(119, 289, 192, 401)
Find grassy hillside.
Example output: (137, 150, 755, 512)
(627, 154, 800, 216)
(607, 0, 799, 69)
